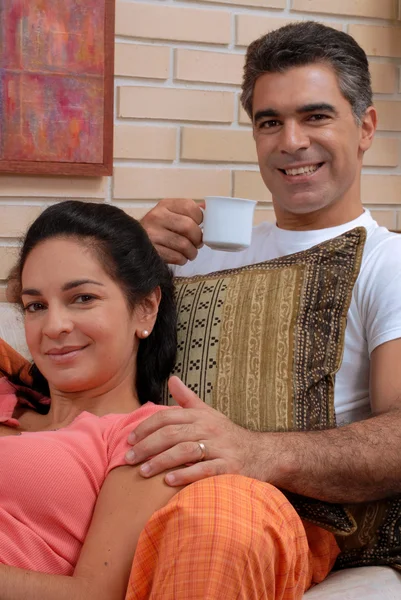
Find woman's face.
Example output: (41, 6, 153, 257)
(21, 237, 153, 396)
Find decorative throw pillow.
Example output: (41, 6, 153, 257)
(164, 227, 367, 537)
(165, 227, 365, 433)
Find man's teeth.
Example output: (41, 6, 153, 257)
(284, 165, 319, 176)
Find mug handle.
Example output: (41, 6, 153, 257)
(199, 207, 205, 231)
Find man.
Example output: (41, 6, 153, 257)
(125, 22, 401, 599)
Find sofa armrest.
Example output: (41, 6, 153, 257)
(0, 302, 30, 359)
(304, 566, 401, 599)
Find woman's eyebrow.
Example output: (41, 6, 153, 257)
(21, 279, 105, 296)
(61, 279, 105, 292)
(21, 288, 41, 297)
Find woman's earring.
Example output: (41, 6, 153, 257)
(141, 330, 150, 338)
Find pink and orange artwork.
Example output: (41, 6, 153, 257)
(0, 0, 114, 175)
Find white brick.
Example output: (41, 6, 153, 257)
(115, 2, 230, 45)
(118, 87, 235, 123)
(114, 125, 177, 160)
(175, 50, 244, 86)
(253, 207, 276, 224)
(376, 101, 401, 132)
(115, 44, 170, 80)
(0, 177, 106, 198)
(113, 167, 231, 200)
(370, 210, 396, 230)
(0, 206, 42, 237)
(233, 171, 272, 201)
(236, 16, 296, 48)
(292, 0, 396, 19)
(349, 25, 401, 58)
(364, 138, 399, 168)
(195, 0, 285, 8)
(362, 175, 401, 204)
(370, 62, 397, 94)
(181, 128, 257, 163)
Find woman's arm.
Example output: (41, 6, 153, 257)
(0, 467, 182, 600)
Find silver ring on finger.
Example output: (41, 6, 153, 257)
(197, 441, 207, 461)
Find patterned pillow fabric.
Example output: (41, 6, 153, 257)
(165, 228, 365, 434)
(164, 227, 367, 537)
(336, 498, 401, 571)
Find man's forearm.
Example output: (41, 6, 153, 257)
(260, 408, 401, 503)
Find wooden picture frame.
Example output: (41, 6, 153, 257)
(0, 0, 115, 176)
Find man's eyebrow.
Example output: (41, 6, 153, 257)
(253, 103, 337, 123)
(297, 103, 337, 115)
(253, 109, 280, 123)
(21, 279, 105, 296)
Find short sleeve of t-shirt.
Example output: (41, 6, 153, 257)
(105, 402, 172, 476)
(356, 230, 401, 355)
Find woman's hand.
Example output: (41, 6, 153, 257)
(125, 377, 264, 486)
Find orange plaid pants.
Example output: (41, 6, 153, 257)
(126, 474, 339, 600)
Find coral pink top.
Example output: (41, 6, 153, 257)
(0, 378, 169, 575)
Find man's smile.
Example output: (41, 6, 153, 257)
(277, 162, 325, 183)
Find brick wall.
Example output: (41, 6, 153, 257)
(1, 0, 401, 299)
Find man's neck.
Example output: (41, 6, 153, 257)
(275, 204, 364, 232)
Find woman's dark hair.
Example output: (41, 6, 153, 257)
(241, 21, 372, 125)
(11, 200, 177, 406)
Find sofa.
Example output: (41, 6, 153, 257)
(1, 300, 401, 599)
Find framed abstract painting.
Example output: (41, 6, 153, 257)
(0, 0, 115, 176)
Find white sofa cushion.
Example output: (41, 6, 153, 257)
(304, 566, 401, 599)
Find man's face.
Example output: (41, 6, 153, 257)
(252, 63, 376, 227)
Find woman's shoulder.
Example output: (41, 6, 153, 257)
(104, 402, 171, 429)
(104, 403, 172, 445)
(103, 403, 173, 474)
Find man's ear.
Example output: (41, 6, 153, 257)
(135, 287, 162, 336)
(359, 106, 377, 153)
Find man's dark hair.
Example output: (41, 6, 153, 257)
(9, 200, 177, 407)
(240, 21, 373, 124)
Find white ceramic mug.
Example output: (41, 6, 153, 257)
(202, 196, 257, 251)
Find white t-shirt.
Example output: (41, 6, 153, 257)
(174, 210, 401, 425)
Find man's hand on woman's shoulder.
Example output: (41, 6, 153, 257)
(125, 377, 264, 486)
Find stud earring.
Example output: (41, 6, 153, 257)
(141, 330, 150, 338)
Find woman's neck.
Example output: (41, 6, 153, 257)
(20, 376, 142, 432)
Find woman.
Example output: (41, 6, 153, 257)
(0, 200, 182, 599)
